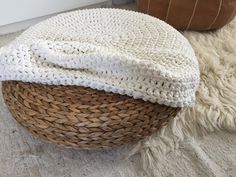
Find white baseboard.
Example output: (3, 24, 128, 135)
(0, 1, 112, 35)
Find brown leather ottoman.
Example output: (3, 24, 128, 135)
(138, 0, 236, 31)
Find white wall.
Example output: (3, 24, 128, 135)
(0, 0, 108, 26)
(0, 0, 110, 34)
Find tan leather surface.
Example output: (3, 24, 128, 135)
(213, 0, 236, 29)
(138, 0, 236, 31)
(167, 0, 196, 30)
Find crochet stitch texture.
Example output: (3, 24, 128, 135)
(0, 9, 200, 107)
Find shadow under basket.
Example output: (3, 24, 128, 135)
(2, 81, 181, 149)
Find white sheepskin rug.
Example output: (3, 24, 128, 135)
(129, 18, 236, 176)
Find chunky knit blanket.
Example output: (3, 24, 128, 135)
(0, 9, 200, 107)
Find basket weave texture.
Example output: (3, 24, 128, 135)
(2, 81, 180, 149)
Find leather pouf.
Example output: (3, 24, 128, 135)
(138, 0, 236, 31)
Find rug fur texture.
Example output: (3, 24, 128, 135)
(0, 18, 235, 177)
(130, 18, 236, 176)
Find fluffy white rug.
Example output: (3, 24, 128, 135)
(0, 17, 235, 177)
(131, 18, 236, 176)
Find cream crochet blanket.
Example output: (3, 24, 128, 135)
(0, 9, 200, 107)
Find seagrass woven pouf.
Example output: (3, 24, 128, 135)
(2, 81, 180, 149)
(0, 9, 200, 149)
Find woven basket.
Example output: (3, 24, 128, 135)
(2, 81, 180, 149)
